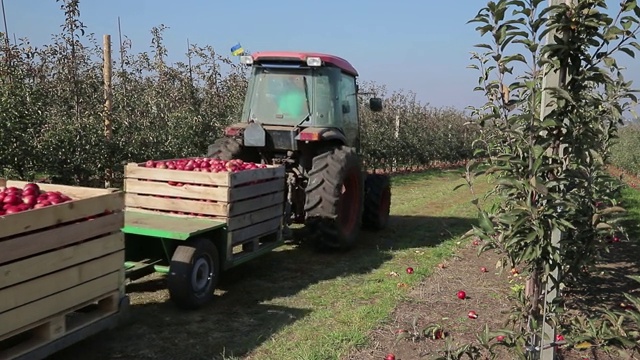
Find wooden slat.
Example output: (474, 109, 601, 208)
(0, 272, 120, 337)
(227, 204, 284, 231)
(125, 164, 231, 186)
(0, 251, 123, 313)
(229, 216, 282, 245)
(228, 191, 285, 216)
(0, 233, 124, 289)
(0, 212, 123, 265)
(0, 192, 124, 239)
(228, 166, 286, 187)
(5, 181, 117, 199)
(125, 194, 228, 216)
(125, 179, 230, 201)
(228, 178, 285, 202)
(124, 163, 284, 187)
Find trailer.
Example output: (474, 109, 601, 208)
(120, 158, 287, 309)
(0, 180, 129, 360)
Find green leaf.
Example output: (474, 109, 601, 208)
(478, 210, 495, 234)
(529, 176, 548, 195)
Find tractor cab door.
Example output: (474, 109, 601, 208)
(338, 73, 359, 148)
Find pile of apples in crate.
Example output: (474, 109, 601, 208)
(1, 183, 73, 216)
(138, 158, 273, 218)
(144, 158, 267, 173)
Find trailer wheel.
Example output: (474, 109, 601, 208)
(304, 146, 364, 250)
(362, 173, 391, 230)
(167, 238, 220, 310)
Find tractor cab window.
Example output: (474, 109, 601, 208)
(242, 66, 338, 126)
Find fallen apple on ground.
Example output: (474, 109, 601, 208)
(496, 335, 505, 342)
(406, 267, 414, 274)
(480, 266, 488, 273)
(468, 310, 478, 319)
(384, 353, 396, 360)
(457, 290, 467, 300)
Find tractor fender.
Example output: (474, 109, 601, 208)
(295, 127, 347, 144)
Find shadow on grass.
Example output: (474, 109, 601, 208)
(50, 212, 476, 360)
(563, 187, 640, 317)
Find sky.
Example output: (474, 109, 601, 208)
(4, 0, 640, 113)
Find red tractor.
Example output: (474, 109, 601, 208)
(207, 51, 391, 250)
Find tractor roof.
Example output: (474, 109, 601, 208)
(250, 51, 358, 77)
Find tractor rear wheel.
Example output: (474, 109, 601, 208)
(206, 137, 260, 162)
(304, 146, 364, 250)
(362, 173, 391, 230)
(167, 238, 220, 310)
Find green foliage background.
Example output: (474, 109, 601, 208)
(0, 1, 478, 187)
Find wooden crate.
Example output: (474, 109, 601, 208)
(0, 180, 125, 360)
(123, 159, 286, 257)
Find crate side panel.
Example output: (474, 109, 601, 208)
(0, 212, 123, 265)
(0, 251, 123, 313)
(0, 272, 120, 337)
(124, 179, 230, 202)
(227, 204, 284, 231)
(228, 178, 285, 202)
(0, 233, 124, 289)
(227, 191, 285, 217)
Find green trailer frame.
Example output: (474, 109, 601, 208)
(121, 210, 283, 309)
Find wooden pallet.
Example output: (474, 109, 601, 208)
(0, 291, 121, 360)
(0, 180, 126, 351)
(123, 159, 286, 259)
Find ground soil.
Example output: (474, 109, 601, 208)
(345, 240, 515, 360)
(43, 163, 640, 360)
(346, 166, 640, 360)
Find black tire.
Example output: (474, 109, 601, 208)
(167, 238, 220, 310)
(206, 138, 242, 160)
(362, 173, 391, 230)
(304, 146, 364, 250)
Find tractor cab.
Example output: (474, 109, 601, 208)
(227, 52, 382, 151)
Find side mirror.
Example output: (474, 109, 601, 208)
(369, 97, 383, 112)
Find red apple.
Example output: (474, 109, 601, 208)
(406, 267, 414, 274)
(384, 354, 396, 360)
(457, 290, 466, 300)
(468, 310, 478, 319)
(480, 267, 488, 273)
(496, 335, 505, 342)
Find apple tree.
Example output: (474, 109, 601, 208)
(462, 0, 639, 356)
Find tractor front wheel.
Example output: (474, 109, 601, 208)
(304, 146, 364, 250)
(167, 238, 220, 310)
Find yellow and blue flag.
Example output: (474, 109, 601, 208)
(230, 43, 244, 56)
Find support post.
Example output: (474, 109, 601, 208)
(103, 34, 113, 188)
(537, 1, 574, 359)
(393, 113, 400, 172)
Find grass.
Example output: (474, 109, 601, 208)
(52, 168, 495, 360)
(240, 170, 494, 359)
